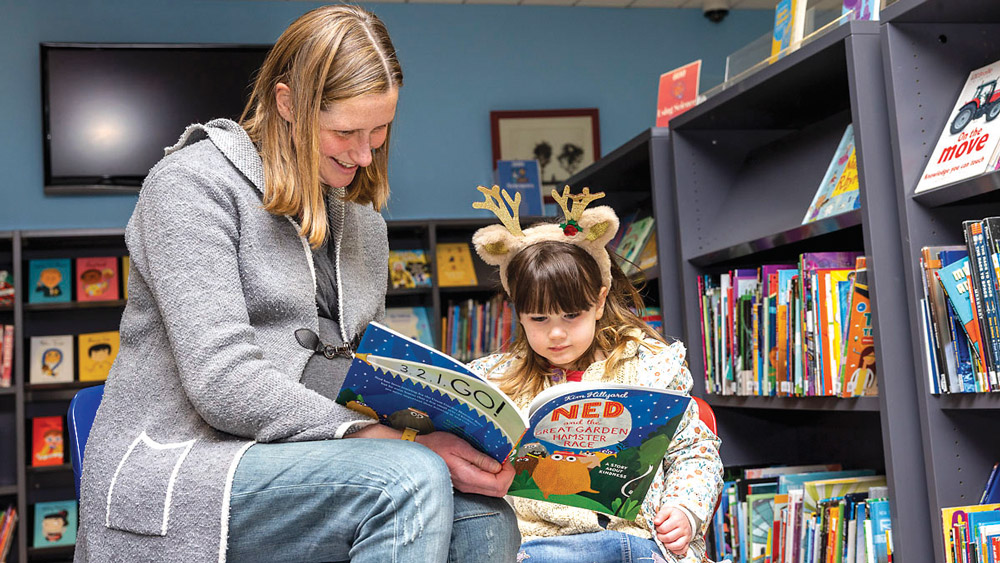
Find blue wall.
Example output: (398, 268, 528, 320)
(0, 0, 771, 228)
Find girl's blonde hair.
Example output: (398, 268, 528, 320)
(241, 5, 403, 248)
(498, 240, 665, 400)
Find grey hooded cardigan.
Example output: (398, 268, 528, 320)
(74, 120, 388, 562)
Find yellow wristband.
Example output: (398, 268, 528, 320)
(401, 427, 418, 442)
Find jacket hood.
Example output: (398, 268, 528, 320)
(165, 119, 265, 194)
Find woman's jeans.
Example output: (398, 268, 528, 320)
(226, 439, 520, 563)
(519, 531, 663, 563)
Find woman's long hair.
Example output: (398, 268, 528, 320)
(497, 240, 665, 400)
(241, 5, 403, 248)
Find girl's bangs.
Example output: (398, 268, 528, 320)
(509, 243, 602, 315)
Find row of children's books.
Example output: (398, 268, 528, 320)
(0, 325, 14, 388)
(709, 464, 891, 563)
(28, 331, 119, 385)
(0, 504, 16, 561)
(27, 256, 128, 304)
(697, 253, 875, 397)
(389, 243, 482, 290)
(942, 462, 1000, 563)
(441, 295, 517, 362)
(919, 218, 1000, 395)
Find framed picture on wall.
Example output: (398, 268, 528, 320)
(490, 109, 600, 194)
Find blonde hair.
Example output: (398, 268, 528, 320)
(241, 4, 403, 248)
(497, 240, 665, 400)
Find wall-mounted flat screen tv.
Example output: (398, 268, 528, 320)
(41, 43, 271, 195)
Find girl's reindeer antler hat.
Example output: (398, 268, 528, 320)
(471, 185, 620, 295)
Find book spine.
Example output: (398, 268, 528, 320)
(0, 325, 12, 388)
(966, 220, 1000, 391)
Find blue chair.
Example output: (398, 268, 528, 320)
(68, 384, 105, 499)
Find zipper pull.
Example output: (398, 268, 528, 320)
(294, 328, 355, 359)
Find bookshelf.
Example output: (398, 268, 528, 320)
(881, 0, 1000, 558)
(0, 229, 128, 562)
(559, 16, 943, 562)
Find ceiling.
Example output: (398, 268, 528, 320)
(267, 0, 779, 8)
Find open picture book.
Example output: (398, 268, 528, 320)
(337, 321, 692, 520)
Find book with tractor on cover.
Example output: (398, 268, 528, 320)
(336, 322, 691, 519)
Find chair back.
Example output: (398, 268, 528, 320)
(68, 384, 105, 499)
(692, 395, 717, 435)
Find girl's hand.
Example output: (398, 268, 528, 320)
(653, 505, 693, 556)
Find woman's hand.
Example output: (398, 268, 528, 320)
(416, 431, 515, 497)
(347, 425, 515, 497)
(653, 505, 693, 556)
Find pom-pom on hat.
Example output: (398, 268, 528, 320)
(471, 185, 620, 295)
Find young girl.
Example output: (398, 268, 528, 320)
(469, 186, 724, 562)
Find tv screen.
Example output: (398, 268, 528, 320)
(41, 43, 271, 194)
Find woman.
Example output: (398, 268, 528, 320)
(74, 6, 518, 562)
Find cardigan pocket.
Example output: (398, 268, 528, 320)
(105, 432, 196, 536)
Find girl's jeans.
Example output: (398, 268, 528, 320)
(226, 439, 520, 562)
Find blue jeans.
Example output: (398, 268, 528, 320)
(519, 531, 663, 563)
(226, 439, 519, 563)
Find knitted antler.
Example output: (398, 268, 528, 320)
(473, 185, 523, 237)
(551, 186, 605, 224)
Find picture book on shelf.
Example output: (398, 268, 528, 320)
(29, 334, 74, 384)
(336, 322, 691, 519)
(74, 256, 119, 301)
(615, 216, 655, 270)
(770, 0, 807, 62)
(388, 249, 432, 289)
(436, 243, 479, 287)
(655, 60, 701, 127)
(495, 160, 544, 216)
(0, 325, 13, 388)
(0, 269, 12, 307)
(77, 330, 120, 382)
(916, 59, 1000, 194)
(31, 416, 64, 467)
(802, 124, 860, 224)
(28, 258, 71, 304)
(383, 307, 435, 348)
(843, 0, 879, 20)
(942, 503, 1000, 563)
(122, 255, 130, 299)
(32, 499, 77, 548)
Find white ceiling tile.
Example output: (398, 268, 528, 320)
(628, 0, 687, 7)
(576, 0, 631, 6)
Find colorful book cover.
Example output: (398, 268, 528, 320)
(843, 0, 879, 20)
(942, 504, 1000, 563)
(921, 246, 970, 394)
(964, 220, 1000, 391)
(747, 492, 776, 560)
(655, 60, 701, 127)
(840, 257, 876, 397)
(77, 330, 120, 382)
(803, 125, 859, 224)
(388, 249, 433, 289)
(28, 258, 71, 304)
(770, 0, 807, 61)
(970, 512, 1000, 563)
(615, 216, 655, 268)
(495, 160, 544, 217)
(868, 499, 892, 563)
(337, 323, 690, 519)
(635, 233, 658, 274)
(74, 256, 119, 301)
(777, 469, 876, 495)
(383, 307, 436, 348)
(122, 255, 130, 299)
(28, 335, 74, 384)
(939, 256, 988, 387)
(436, 243, 479, 287)
(916, 59, 1000, 194)
(0, 270, 12, 307)
(0, 325, 12, 388)
(32, 499, 77, 548)
(31, 416, 64, 467)
(802, 475, 886, 516)
(983, 462, 1000, 504)
(507, 382, 690, 520)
